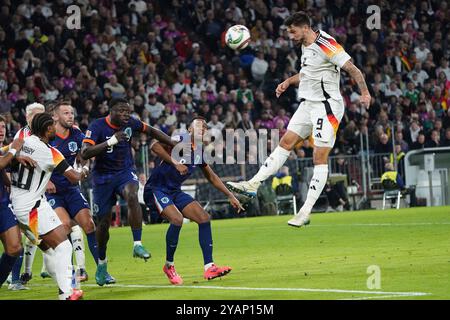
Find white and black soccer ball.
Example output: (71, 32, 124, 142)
(225, 25, 251, 50)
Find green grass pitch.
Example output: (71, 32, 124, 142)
(1, 207, 449, 300)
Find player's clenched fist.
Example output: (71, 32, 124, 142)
(115, 131, 130, 142)
(107, 131, 129, 146)
(175, 163, 188, 175)
(276, 79, 290, 98)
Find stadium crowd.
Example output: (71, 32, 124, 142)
(0, 0, 450, 172)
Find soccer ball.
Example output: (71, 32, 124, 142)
(225, 25, 251, 50)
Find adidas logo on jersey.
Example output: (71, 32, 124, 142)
(315, 132, 322, 138)
(310, 185, 316, 190)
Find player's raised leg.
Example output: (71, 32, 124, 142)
(182, 201, 232, 280)
(227, 129, 303, 197)
(289, 98, 343, 227)
(122, 182, 151, 261)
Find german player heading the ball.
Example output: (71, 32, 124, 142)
(227, 11, 371, 228)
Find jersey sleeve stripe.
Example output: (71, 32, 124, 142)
(50, 147, 65, 166)
(82, 138, 96, 145)
(19, 128, 25, 139)
(317, 37, 344, 57)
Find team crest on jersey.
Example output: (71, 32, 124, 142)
(93, 204, 99, 214)
(48, 199, 56, 207)
(161, 197, 169, 204)
(124, 127, 132, 141)
(68, 141, 78, 153)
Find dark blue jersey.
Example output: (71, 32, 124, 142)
(49, 127, 84, 191)
(146, 134, 206, 192)
(0, 170, 9, 206)
(83, 116, 148, 184)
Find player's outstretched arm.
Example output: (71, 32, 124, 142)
(80, 131, 129, 160)
(276, 73, 301, 98)
(341, 60, 371, 108)
(62, 166, 89, 184)
(150, 141, 188, 175)
(200, 165, 245, 213)
(144, 125, 178, 148)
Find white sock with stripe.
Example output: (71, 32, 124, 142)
(53, 240, 73, 300)
(24, 238, 37, 274)
(300, 164, 329, 214)
(249, 146, 291, 184)
(70, 225, 86, 270)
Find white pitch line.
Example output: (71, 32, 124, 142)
(303, 222, 450, 227)
(71, 283, 429, 297)
(339, 294, 420, 300)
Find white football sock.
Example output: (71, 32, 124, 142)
(41, 260, 47, 273)
(70, 225, 86, 269)
(42, 248, 56, 280)
(300, 164, 329, 214)
(53, 240, 73, 300)
(24, 238, 38, 274)
(165, 261, 174, 267)
(204, 262, 214, 271)
(249, 146, 291, 184)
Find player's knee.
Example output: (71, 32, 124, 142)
(171, 216, 184, 226)
(125, 192, 139, 205)
(313, 149, 330, 165)
(279, 134, 299, 151)
(197, 213, 211, 224)
(62, 221, 72, 235)
(279, 138, 294, 151)
(6, 243, 22, 257)
(82, 220, 96, 234)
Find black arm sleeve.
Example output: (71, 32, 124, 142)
(54, 159, 70, 175)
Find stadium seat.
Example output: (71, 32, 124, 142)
(382, 190, 402, 210)
(274, 184, 297, 215)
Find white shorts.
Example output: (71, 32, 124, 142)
(13, 199, 62, 244)
(287, 98, 344, 148)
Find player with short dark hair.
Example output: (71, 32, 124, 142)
(0, 115, 35, 289)
(81, 98, 177, 286)
(227, 11, 371, 228)
(10, 112, 86, 300)
(144, 117, 244, 285)
(43, 102, 97, 282)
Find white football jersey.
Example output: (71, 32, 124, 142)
(298, 30, 351, 101)
(10, 135, 71, 211)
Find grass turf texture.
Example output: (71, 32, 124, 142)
(1, 206, 449, 300)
